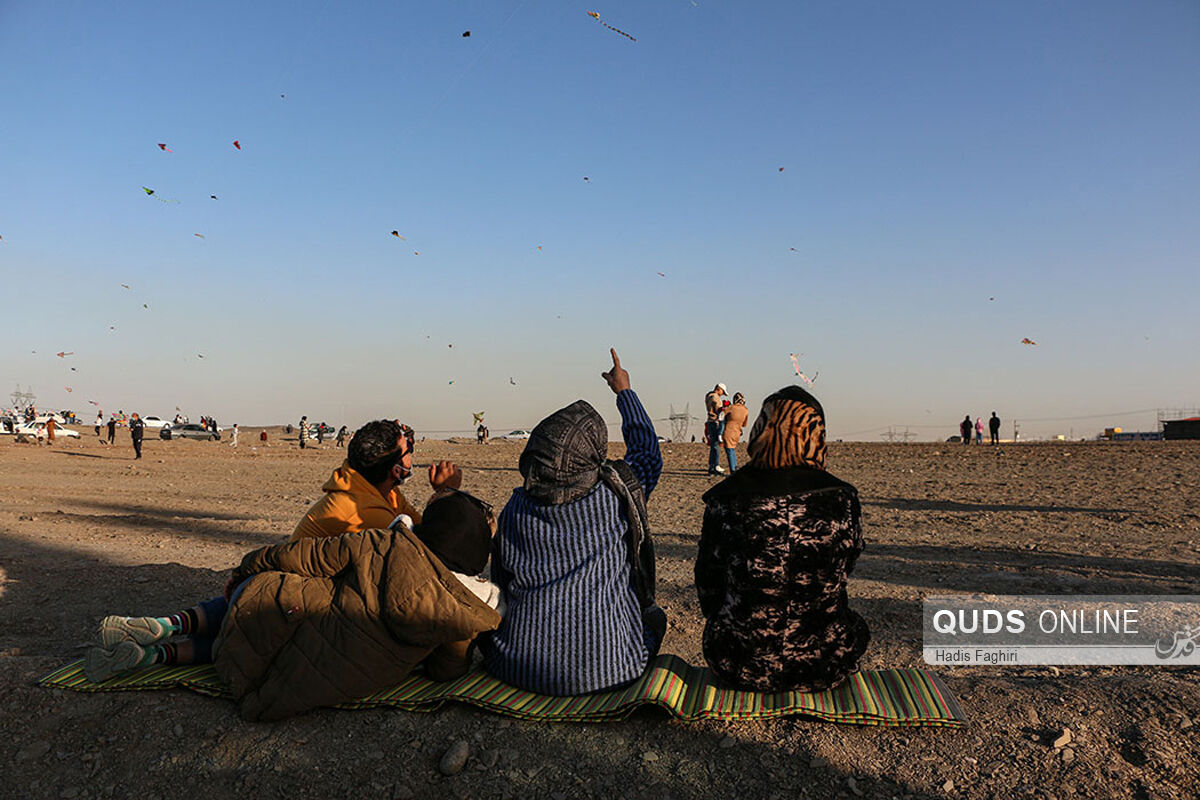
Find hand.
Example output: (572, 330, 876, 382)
(429, 460, 463, 492)
(601, 348, 631, 394)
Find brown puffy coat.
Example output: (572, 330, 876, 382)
(214, 528, 501, 721)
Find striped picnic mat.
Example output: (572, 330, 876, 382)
(39, 654, 965, 727)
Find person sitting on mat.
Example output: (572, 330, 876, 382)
(85, 491, 501, 721)
(480, 348, 665, 696)
(694, 385, 870, 692)
(291, 419, 463, 541)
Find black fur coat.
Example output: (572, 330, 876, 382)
(695, 465, 870, 691)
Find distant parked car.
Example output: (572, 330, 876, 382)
(16, 421, 80, 438)
(141, 416, 172, 430)
(498, 429, 533, 440)
(160, 423, 220, 441)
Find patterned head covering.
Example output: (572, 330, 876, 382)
(519, 400, 608, 505)
(746, 386, 826, 470)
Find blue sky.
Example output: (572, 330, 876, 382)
(2, 1, 1198, 439)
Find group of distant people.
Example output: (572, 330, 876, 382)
(295, 416, 347, 449)
(960, 412, 1002, 445)
(84, 349, 869, 722)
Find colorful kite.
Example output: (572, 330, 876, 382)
(88, 400, 100, 406)
(64, 387, 72, 393)
(142, 187, 154, 195)
(448, 380, 454, 385)
(194, 233, 205, 239)
(778, 167, 785, 172)
(1021, 338, 1037, 346)
(391, 231, 405, 240)
(536, 245, 543, 252)
(473, 411, 485, 425)
(413, 251, 420, 256)
(582, 176, 590, 182)
(586, 10, 637, 41)
(142, 187, 178, 203)
(656, 272, 666, 277)
(157, 143, 172, 152)
(57, 351, 74, 358)
(232, 140, 241, 150)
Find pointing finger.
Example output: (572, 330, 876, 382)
(610, 348, 621, 368)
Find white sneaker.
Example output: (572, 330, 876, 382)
(84, 642, 147, 682)
(100, 615, 168, 647)
(714, 466, 726, 474)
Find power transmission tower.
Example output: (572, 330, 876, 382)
(10, 384, 36, 409)
(668, 404, 692, 443)
(880, 428, 898, 442)
(898, 427, 917, 443)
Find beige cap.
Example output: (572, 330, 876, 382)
(717, 383, 727, 392)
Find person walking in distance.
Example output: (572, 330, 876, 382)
(107, 416, 117, 445)
(298, 416, 308, 449)
(989, 412, 1001, 445)
(129, 413, 145, 460)
(45, 416, 57, 446)
(95, 411, 103, 437)
(959, 415, 972, 445)
(705, 383, 728, 475)
(230, 424, 239, 448)
(975, 417, 984, 445)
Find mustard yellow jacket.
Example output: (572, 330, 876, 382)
(291, 461, 421, 541)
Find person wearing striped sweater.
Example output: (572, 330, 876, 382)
(482, 349, 665, 695)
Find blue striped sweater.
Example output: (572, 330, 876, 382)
(482, 390, 662, 695)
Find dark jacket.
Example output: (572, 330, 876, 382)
(695, 465, 869, 692)
(214, 528, 500, 721)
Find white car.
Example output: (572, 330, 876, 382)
(141, 416, 172, 430)
(16, 421, 80, 438)
(498, 429, 533, 440)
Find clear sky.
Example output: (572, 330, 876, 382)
(2, 1, 1198, 440)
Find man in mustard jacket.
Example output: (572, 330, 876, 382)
(292, 420, 462, 540)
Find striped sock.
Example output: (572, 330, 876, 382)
(151, 642, 179, 665)
(158, 609, 199, 636)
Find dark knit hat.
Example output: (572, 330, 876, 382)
(413, 491, 493, 575)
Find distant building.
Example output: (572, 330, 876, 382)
(1162, 418, 1200, 441)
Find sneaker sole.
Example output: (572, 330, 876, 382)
(100, 615, 166, 647)
(84, 642, 145, 682)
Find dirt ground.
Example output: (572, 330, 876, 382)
(1, 429, 1197, 800)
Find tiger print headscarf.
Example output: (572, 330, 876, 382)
(746, 385, 827, 470)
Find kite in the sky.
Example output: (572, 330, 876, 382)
(536, 245, 543, 252)
(197, 354, 205, 359)
(121, 284, 130, 289)
(143, 304, 149, 309)
(391, 231, 405, 240)
(989, 297, 995, 301)
(194, 233, 205, 239)
(789, 247, 797, 252)
(586, 10, 637, 41)
(142, 187, 179, 203)
(88, 400, 100, 406)
(582, 176, 590, 182)
(56, 351, 74, 358)
(70, 367, 77, 372)
(414, 251, 420, 256)
(473, 411, 485, 425)
(1021, 338, 1037, 346)
(142, 187, 154, 195)
(462, 30, 471, 37)
(233, 140, 241, 150)
(210, 195, 219, 200)
(64, 387, 72, 393)
(656, 272, 666, 277)
(157, 143, 172, 153)
(448, 343, 453, 348)
(509, 377, 517, 386)
(448, 380, 454, 385)
(789, 353, 818, 386)
(779, 167, 785, 172)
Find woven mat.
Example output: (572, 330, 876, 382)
(39, 654, 965, 726)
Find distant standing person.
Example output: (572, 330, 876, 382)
(721, 393, 749, 472)
(989, 412, 1001, 445)
(975, 417, 984, 445)
(45, 416, 57, 445)
(705, 383, 728, 475)
(107, 416, 117, 444)
(959, 415, 972, 445)
(298, 416, 308, 449)
(230, 424, 239, 447)
(95, 412, 103, 437)
(129, 413, 145, 460)
(336, 426, 348, 447)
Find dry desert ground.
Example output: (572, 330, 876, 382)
(1, 430, 1197, 799)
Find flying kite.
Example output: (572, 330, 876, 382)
(448, 380, 454, 385)
(778, 167, 785, 172)
(210, 195, 219, 200)
(391, 231, 405, 240)
(121, 284, 130, 289)
(56, 351, 74, 358)
(157, 143, 172, 152)
(142, 187, 154, 195)
(1021, 338, 1037, 346)
(586, 10, 637, 41)
(989, 297, 995, 301)
(509, 377, 517, 386)
(536, 245, 543, 252)
(197, 354, 205, 359)
(143, 304, 149, 309)
(142, 187, 178, 203)
(582, 176, 590, 182)
(88, 400, 100, 406)
(789, 353, 818, 386)
(232, 140, 241, 150)
(194, 233, 205, 239)
(70, 367, 77, 372)
(462, 30, 471, 37)
(414, 251, 420, 256)
(473, 412, 485, 425)
(656, 272, 666, 277)
(64, 387, 72, 392)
